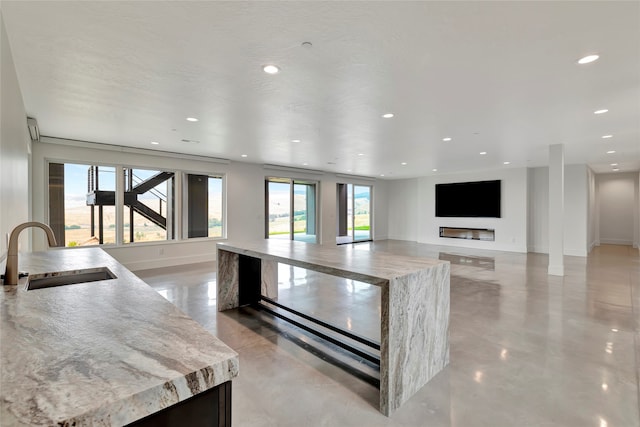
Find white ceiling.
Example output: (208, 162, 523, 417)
(2, 1, 639, 179)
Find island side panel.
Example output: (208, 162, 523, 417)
(261, 259, 278, 299)
(379, 280, 392, 416)
(217, 249, 239, 311)
(380, 262, 450, 415)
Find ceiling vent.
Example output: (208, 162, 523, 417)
(26, 117, 39, 142)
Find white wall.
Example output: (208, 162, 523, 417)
(388, 165, 595, 255)
(526, 165, 589, 256)
(387, 168, 529, 252)
(0, 13, 31, 263)
(420, 168, 529, 252)
(30, 138, 387, 270)
(563, 165, 588, 256)
(587, 167, 598, 251)
(373, 179, 388, 240)
(527, 167, 548, 253)
(387, 178, 419, 241)
(597, 172, 637, 246)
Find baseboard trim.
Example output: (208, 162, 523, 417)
(564, 249, 587, 257)
(599, 239, 633, 246)
(528, 245, 548, 254)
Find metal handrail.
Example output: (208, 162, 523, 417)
(130, 172, 167, 201)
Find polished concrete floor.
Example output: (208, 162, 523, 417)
(136, 241, 640, 426)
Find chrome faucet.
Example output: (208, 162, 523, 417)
(4, 222, 57, 286)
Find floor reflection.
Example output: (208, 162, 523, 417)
(438, 252, 496, 270)
(136, 242, 640, 427)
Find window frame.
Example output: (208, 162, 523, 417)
(45, 159, 227, 249)
(182, 171, 227, 241)
(265, 176, 319, 243)
(121, 165, 177, 245)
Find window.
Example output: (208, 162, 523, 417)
(185, 174, 224, 238)
(123, 168, 175, 243)
(49, 163, 116, 247)
(48, 162, 224, 247)
(266, 178, 317, 243)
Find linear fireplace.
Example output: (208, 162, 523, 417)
(439, 227, 495, 241)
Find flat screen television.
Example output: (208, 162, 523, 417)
(435, 180, 501, 218)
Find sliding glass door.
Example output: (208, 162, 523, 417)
(293, 182, 316, 242)
(266, 178, 317, 243)
(353, 185, 371, 241)
(337, 183, 372, 243)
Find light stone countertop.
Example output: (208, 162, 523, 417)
(216, 239, 450, 415)
(0, 247, 238, 426)
(218, 239, 447, 285)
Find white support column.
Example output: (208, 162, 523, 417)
(548, 144, 564, 276)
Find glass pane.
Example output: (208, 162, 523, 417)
(208, 177, 223, 238)
(185, 175, 224, 239)
(347, 184, 354, 239)
(50, 163, 116, 247)
(293, 183, 316, 243)
(353, 185, 371, 241)
(124, 168, 174, 243)
(267, 181, 291, 239)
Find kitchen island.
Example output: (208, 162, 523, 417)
(1, 248, 238, 426)
(216, 240, 449, 416)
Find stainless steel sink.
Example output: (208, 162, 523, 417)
(25, 267, 117, 290)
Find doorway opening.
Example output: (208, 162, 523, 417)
(337, 183, 372, 244)
(266, 178, 317, 243)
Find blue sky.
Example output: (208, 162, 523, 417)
(64, 163, 222, 208)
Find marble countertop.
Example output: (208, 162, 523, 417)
(217, 240, 447, 285)
(0, 248, 238, 426)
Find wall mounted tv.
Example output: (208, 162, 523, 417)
(435, 180, 501, 218)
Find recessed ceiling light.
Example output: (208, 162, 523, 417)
(347, 169, 352, 172)
(291, 139, 301, 143)
(503, 161, 510, 165)
(263, 65, 280, 74)
(610, 163, 618, 166)
(186, 117, 198, 122)
(432, 168, 438, 172)
(607, 150, 616, 154)
(594, 109, 608, 114)
(380, 174, 385, 177)
(442, 137, 452, 142)
(150, 141, 159, 145)
(480, 151, 487, 155)
(602, 135, 613, 139)
(613, 168, 620, 171)
(241, 154, 248, 158)
(401, 162, 407, 166)
(303, 163, 308, 166)
(358, 153, 364, 156)
(577, 54, 599, 64)
(382, 113, 394, 118)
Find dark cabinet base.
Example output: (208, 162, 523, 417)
(127, 381, 232, 427)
